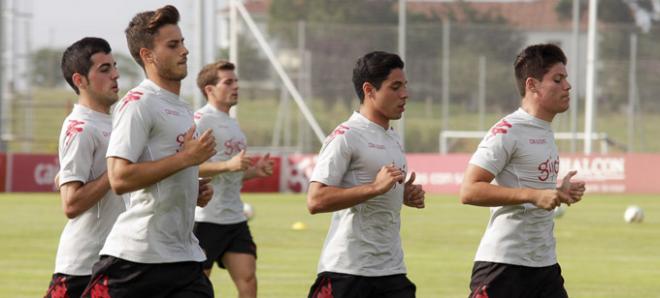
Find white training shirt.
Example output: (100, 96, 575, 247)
(310, 112, 407, 276)
(101, 79, 205, 263)
(55, 104, 125, 275)
(194, 104, 247, 224)
(469, 108, 560, 267)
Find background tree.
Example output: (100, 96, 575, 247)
(30, 47, 63, 88)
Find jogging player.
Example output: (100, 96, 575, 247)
(306, 51, 425, 298)
(44, 37, 125, 298)
(193, 60, 275, 298)
(82, 5, 216, 297)
(460, 43, 586, 298)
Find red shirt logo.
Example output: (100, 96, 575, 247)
(64, 119, 85, 146)
(224, 138, 246, 156)
(118, 91, 143, 112)
(324, 124, 350, 144)
(489, 119, 512, 138)
(176, 132, 187, 152)
(538, 156, 560, 181)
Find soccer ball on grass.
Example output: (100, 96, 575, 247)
(624, 205, 644, 223)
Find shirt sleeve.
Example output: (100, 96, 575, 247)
(309, 132, 351, 186)
(59, 123, 95, 186)
(469, 125, 516, 176)
(106, 96, 151, 162)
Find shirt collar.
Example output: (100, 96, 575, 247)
(515, 107, 551, 128)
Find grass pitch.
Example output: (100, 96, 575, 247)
(1, 193, 659, 297)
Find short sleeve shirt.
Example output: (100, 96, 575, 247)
(310, 112, 407, 276)
(469, 108, 560, 267)
(55, 104, 125, 275)
(101, 79, 205, 263)
(194, 104, 247, 224)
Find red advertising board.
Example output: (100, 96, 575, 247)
(8, 153, 59, 192)
(2, 153, 660, 194)
(0, 153, 6, 192)
(281, 153, 660, 195)
(241, 155, 282, 192)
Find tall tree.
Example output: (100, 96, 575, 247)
(30, 48, 63, 88)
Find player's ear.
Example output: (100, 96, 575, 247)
(525, 77, 538, 93)
(362, 82, 375, 99)
(139, 47, 153, 65)
(203, 85, 214, 98)
(72, 73, 86, 90)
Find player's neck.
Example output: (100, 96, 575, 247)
(148, 75, 181, 96)
(358, 105, 389, 130)
(78, 94, 110, 114)
(209, 101, 231, 114)
(521, 99, 555, 122)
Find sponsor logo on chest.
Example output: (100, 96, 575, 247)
(368, 142, 386, 150)
(538, 156, 560, 181)
(224, 138, 246, 156)
(164, 108, 182, 117)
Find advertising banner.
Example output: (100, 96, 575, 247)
(8, 153, 59, 192)
(4, 153, 660, 194)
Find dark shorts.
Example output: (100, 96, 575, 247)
(44, 273, 90, 298)
(308, 272, 416, 298)
(193, 221, 257, 270)
(468, 261, 568, 298)
(81, 256, 213, 298)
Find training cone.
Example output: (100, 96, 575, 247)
(291, 221, 307, 230)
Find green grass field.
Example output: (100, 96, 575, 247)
(1, 193, 659, 297)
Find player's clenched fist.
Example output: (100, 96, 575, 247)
(253, 153, 275, 177)
(557, 170, 586, 205)
(196, 177, 213, 207)
(228, 149, 251, 172)
(371, 164, 405, 195)
(403, 172, 425, 208)
(181, 126, 216, 166)
(534, 189, 570, 211)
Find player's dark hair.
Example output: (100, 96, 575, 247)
(61, 37, 112, 95)
(125, 5, 180, 68)
(352, 51, 404, 103)
(514, 43, 567, 97)
(197, 60, 236, 99)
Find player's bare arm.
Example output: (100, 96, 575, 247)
(243, 153, 274, 180)
(59, 172, 112, 218)
(403, 172, 426, 209)
(460, 164, 572, 210)
(307, 164, 404, 214)
(199, 149, 251, 177)
(108, 126, 216, 194)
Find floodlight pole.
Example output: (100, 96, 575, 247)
(584, 0, 598, 154)
(229, 0, 238, 118)
(0, 0, 4, 152)
(627, 33, 637, 152)
(441, 19, 450, 135)
(193, 0, 206, 110)
(397, 0, 406, 149)
(569, 0, 580, 153)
